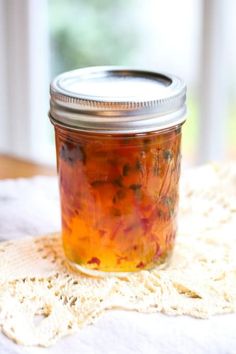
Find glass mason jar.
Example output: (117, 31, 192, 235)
(49, 66, 187, 276)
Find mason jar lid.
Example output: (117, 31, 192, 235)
(49, 66, 187, 134)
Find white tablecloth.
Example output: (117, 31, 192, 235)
(0, 176, 235, 354)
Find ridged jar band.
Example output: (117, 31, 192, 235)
(49, 106, 186, 134)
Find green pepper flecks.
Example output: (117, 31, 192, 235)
(113, 189, 126, 204)
(122, 163, 130, 176)
(156, 208, 164, 219)
(129, 184, 142, 191)
(162, 196, 175, 216)
(129, 184, 142, 199)
(112, 176, 123, 187)
(110, 207, 122, 217)
(91, 180, 108, 187)
(60, 141, 86, 165)
(116, 189, 126, 199)
(143, 138, 151, 152)
(163, 149, 173, 161)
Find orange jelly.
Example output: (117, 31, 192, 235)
(50, 66, 186, 275)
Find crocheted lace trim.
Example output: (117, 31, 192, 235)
(0, 163, 236, 346)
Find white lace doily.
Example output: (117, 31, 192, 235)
(0, 163, 236, 347)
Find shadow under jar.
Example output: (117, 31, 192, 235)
(49, 66, 187, 277)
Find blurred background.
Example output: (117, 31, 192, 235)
(0, 0, 235, 167)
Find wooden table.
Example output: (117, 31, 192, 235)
(0, 154, 56, 179)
